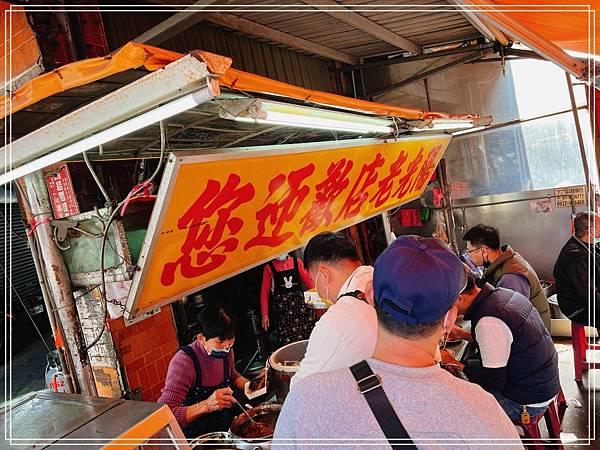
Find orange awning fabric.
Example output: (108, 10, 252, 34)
(489, 0, 599, 57)
(464, 0, 597, 77)
(1, 41, 477, 122)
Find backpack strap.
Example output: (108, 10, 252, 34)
(349, 360, 417, 450)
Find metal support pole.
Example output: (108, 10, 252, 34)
(584, 83, 600, 187)
(22, 171, 97, 396)
(437, 160, 459, 253)
(423, 78, 432, 111)
(381, 212, 393, 245)
(27, 231, 75, 393)
(370, 50, 490, 98)
(566, 71, 590, 186)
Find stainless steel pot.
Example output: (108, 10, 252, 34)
(190, 431, 237, 449)
(229, 404, 282, 450)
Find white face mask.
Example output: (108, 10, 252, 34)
(315, 270, 330, 303)
(276, 254, 288, 261)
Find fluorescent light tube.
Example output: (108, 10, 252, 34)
(0, 88, 215, 185)
(233, 112, 393, 134)
(222, 99, 394, 135)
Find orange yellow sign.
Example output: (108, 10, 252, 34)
(126, 136, 451, 317)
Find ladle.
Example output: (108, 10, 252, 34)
(233, 397, 258, 425)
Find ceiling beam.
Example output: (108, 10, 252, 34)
(134, 0, 219, 46)
(298, 0, 421, 55)
(203, 12, 360, 65)
(447, 0, 510, 46)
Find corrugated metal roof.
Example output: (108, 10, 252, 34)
(223, 0, 481, 58)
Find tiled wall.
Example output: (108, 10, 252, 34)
(108, 305, 179, 402)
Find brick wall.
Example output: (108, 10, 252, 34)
(108, 305, 180, 402)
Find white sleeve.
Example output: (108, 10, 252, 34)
(290, 320, 342, 389)
(474, 317, 513, 369)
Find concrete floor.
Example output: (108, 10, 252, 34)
(552, 337, 599, 448)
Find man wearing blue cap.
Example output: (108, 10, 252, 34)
(274, 236, 522, 449)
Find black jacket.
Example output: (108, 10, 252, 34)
(553, 236, 600, 326)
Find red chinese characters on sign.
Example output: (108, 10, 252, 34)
(244, 164, 315, 250)
(370, 151, 409, 208)
(299, 159, 353, 235)
(413, 145, 443, 192)
(160, 174, 255, 286)
(45, 165, 80, 219)
(336, 153, 385, 221)
(369, 145, 441, 206)
(393, 148, 424, 200)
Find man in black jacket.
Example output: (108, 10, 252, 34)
(553, 211, 600, 330)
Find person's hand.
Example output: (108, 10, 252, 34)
(448, 325, 472, 342)
(203, 387, 234, 413)
(262, 315, 269, 331)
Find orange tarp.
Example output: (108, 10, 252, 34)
(0, 2, 42, 86)
(1, 42, 182, 118)
(1, 41, 476, 122)
(490, 0, 599, 57)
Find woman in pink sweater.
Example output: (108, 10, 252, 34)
(158, 305, 249, 437)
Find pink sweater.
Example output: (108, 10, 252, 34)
(157, 339, 242, 427)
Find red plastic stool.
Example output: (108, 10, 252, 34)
(512, 397, 564, 449)
(571, 322, 600, 381)
(556, 386, 567, 426)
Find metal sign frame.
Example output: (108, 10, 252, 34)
(124, 135, 450, 319)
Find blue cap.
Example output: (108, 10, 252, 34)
(374, 235, 467, 325)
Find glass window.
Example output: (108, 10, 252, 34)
(445, 57, 590, 198)
(446, 112, 586, 198)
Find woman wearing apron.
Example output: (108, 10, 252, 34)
(158, 305, 250, 438)
(260, 253, 316, 346)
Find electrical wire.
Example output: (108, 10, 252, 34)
(83, 120, 167, 353)
(83, 149, 112, 208)
(0, 261, 53, 355)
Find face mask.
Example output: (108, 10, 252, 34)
(206, 342, 231, 359)
(276, 254, 288, 261)
(315, 270, 330, 303)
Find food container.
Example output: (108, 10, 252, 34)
(304, 289, 331, 310)
(229, 404, 282, 450)
(268, 340, 308, 403)
(190, 431, 237, 449)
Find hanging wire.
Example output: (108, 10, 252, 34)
(83, 120, 167, 353)
(83, 149, 112, 208)
(0, 261, 53, 355)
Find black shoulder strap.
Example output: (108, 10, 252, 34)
(337, 290, 368, 303)
(349, 360, 417, 450)
(181, 346, 203, 387)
